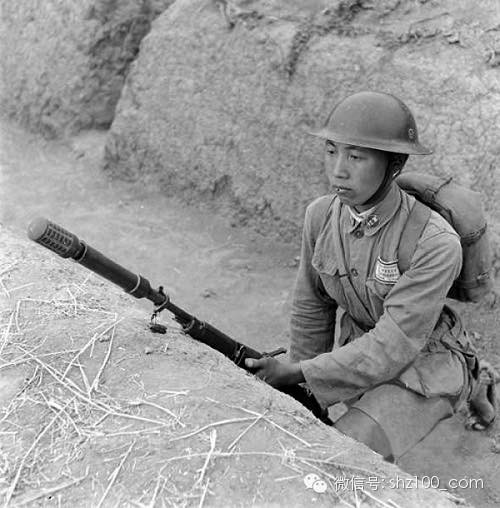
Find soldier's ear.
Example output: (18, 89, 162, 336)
(389, 154, 408, 178)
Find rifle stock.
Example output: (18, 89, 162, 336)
(27, 217, 332, 425)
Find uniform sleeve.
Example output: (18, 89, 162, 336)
(289, 202, 337, 363)
(300, 222, 462, 407)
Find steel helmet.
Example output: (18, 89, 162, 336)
(310, 91, 432, 155)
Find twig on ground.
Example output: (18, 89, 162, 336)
(96, 440, 135, 508)
(17, 344, 89, 396)
(14, 299, 24, 331)
(97, 314, 118, 344)
(42, 393, 83, 437)
(274, 474, 302, 482)
(95, 427, 163, 438)
(198, 479, 210, 508)
(439, 490, 467, 505)
(90, 321, 116, 392)
(22, 349, 170, 427)
(14, 298, 63, 331)
(65, 287, 78, 316)
(238, 406, 312, 447)
(227, 412, 267, 451)
(148, 390, 190, 398)
(0, 262, 18, 278)
(0, 278, 11, 298)
(194, 429, 217, 488)
(7, 282, 35, 294)
(78, 362, 92, 395)
(360, 488, 401, 508)
(91, 320, 113, 333)
(15, 468, 89, 506)
(205, 398, 313, 447)
(17, 366, 40, 397)
(266, 417, 312, 447)
(80, 307, 117, 316)
(92, 412, 110, 428)
(159, 449, 295, 484)
(327, 480, 356, 508)
(170, 416, 257, 442)
(167, 450, 285, 464)
(0, 349, 81, 371)
(62, 318, 123, 379)
(9, 337, 48, 366)
(3, 398, 74, 507)
(128, 399, 185, 428)
(130, 475, 167, 508)
(72, 274, 91, 294)
(144, 475, 166, 508)
(0, 311, 15, 356)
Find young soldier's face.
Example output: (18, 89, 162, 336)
(324, 140, 389, 211)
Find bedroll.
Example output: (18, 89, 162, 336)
(396, 172, 492, 302)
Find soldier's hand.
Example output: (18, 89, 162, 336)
(244, 357, 305, 388)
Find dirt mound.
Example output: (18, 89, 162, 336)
(0, 226, 459, 507)
(0, 0, 174, 138)
(102, 0, 500, 247)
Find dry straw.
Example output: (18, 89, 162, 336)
(0, 265, 434, 508)
(0, 276, 187, 506)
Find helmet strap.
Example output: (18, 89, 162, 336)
(360, 153, 408, 208)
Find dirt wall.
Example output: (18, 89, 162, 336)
(0, 0, 174, 138)
(1, 0, 499, 266)
(0, 227, 459, 507)
(103, 0, 500, 251)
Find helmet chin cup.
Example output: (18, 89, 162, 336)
(309, 91, 432, 156)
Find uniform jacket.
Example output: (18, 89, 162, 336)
(290, 183, 470, 408)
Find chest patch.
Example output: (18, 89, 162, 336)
(374, 257, 401, 284)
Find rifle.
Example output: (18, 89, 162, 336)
(27, 218, 332, 425)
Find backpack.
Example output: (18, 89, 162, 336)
(396, 172, 492, 302)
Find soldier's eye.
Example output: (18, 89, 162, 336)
(326, 142, 337, 155)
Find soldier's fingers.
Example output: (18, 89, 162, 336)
(245, 358, 265, 369)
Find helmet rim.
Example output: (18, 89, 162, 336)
(309, 91, 432, 156)
(308, 127, 433, 155)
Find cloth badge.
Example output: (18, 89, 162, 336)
(375, 257, 401, 284)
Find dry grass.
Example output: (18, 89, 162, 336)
(0, 275, 190, 506)
(0, 263, 450, 508)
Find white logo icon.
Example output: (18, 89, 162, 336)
(304, 473, 328, 493)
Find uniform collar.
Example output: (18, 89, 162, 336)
(346, 183, 402, 236)
(347, 204, 377, 223)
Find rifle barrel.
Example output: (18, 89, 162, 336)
(28, 217, 332, 425)
(28, 217, 165, 305)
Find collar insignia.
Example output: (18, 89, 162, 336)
(365, 214, 380, 228)
(375, 257, 400, 284)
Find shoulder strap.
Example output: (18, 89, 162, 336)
(311, 195, 336, 240)
(398, 200, 432, 273)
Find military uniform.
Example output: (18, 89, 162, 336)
(290, 182, 476, 457)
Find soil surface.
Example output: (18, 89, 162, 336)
(0, 121, 499, 507)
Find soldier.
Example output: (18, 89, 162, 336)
(246, 91, 496, 462)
